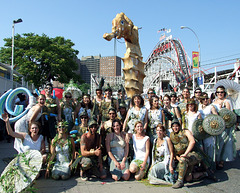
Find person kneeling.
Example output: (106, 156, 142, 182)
(148, 124, 174, 185)
(79, 120, 107, 181)
(129, 121, 150, 180)
(106, 119, 130, 181)
(45, 121, 75, 180)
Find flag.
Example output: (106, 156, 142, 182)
(160, 34, 166, 41)
(192, 51, 199, 69)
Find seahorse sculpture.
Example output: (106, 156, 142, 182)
(103, 12, 145, 98)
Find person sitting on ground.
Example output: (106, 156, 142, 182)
(105, 119, 130, 181)
(128, 121, 150, 180)
(45, 121, 75, 180)
(2, 112, 47, 162)
(79, 119, 107, 181)
(148, 124, 174, 185)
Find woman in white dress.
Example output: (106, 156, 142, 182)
(2, 112, 46, 158)
(212, 85, 235, 169)
(14, 94, 46, 153)
(183, 99, 201, 133)
(129, 121, 150, 180)
(123, 95, 148, 133)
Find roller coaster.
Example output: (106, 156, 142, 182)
(143, 35, 192, 94)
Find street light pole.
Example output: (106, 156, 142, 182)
(11, 18, 23, 84)
(180, 26, 201, 91)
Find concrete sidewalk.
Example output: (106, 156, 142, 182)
(1, 130, 240, 193)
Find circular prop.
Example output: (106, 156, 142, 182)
(192, 119, 210, 140)
(0, 150, 42, 193)
(218, 108, 237, 128)
(203, 114, 225, 136)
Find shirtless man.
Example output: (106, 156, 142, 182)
(79, 120, 106, 181)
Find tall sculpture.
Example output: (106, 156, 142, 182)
(103, 12, 145, 98)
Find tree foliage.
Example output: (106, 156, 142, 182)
(0, 33, 83, 88)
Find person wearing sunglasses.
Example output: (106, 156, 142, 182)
(198, 92, 218, 169)
(212, 85, 235, 170)
(194, 87, 202, 104)
(60, 92, 76, 133)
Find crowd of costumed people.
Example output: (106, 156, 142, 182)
(0, 79, 239, 190)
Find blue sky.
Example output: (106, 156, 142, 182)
(0, 0, 239, 74)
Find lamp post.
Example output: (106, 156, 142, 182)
(11, 18, 23, 83)
(180, 26, 201, 92)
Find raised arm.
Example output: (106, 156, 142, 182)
(2, 113, 25, 140)
(29, 105, 42, 125)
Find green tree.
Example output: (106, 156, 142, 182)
(0, 33, 83, 88)
(79, 83, 91, 94)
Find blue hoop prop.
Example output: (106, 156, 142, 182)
(0, 87, 34, 123)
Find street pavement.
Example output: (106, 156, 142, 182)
(0, 130, 240, 193)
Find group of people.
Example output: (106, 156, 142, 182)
(1, 82, 237, 189)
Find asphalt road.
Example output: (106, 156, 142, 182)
(1, 130, 240, 193)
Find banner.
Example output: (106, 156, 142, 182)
(192, 51, 199, 69)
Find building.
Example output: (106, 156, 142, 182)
(100, 56, 122, 77)
(80, 55, 101, 84)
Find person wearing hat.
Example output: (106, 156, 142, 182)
(71, 110, 89, 154)
(93, 87, 104, 107)
(117, 100, 128, 125)
(100, 84, 118, 122)
(170, 119, 206, 189)
(182, 99, 202, 133)
(79, 119, 106, 181)
(100, 107, 117, 136)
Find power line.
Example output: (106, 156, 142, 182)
(201, 53, 240, 64)
(201, 58, 239, 67)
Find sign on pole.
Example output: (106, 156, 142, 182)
(192, 51, 199, 70)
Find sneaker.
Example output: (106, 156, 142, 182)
(80, 170, 88, 181)
(172, 181, 184, 189)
